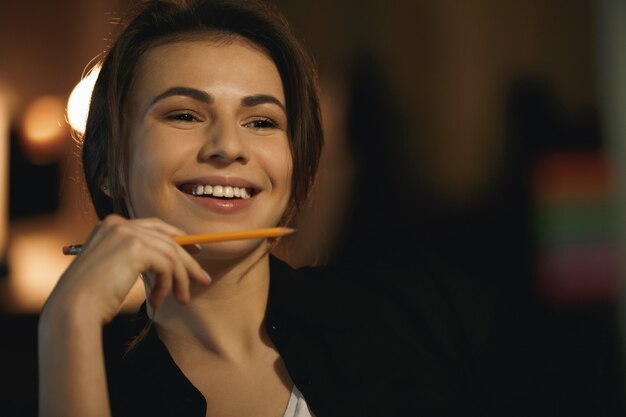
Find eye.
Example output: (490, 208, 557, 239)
(245, 118, 279, 129)
(164, 112, 200, 122)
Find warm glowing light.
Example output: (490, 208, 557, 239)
(67, 63, 101, 135)
(22, 96, 67, 144)
(0, 97, 8, 256)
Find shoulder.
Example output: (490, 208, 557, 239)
(269, 255, 423, 339)
(269, 253, 494, 345)
(268, 255, 487, 416)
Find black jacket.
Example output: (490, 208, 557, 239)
(106, 256, 485, 417)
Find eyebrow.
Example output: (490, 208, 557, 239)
(148, 86, 213, 108)
(241, 94, 286, 113)
(145, 87, 286, 115)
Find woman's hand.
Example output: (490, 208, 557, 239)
(42, 214, 211, 326)
(38, 214, 211, 417)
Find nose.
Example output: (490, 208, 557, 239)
(199, 120, 249, 165)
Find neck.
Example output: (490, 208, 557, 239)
(150, 250, 273, 362)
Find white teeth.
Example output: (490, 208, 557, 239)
(212, 185, 224, 197)
(190, 184, 253, 199)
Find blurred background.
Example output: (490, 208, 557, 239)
(1, 0, 625, 415)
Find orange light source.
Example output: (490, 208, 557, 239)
(0, 97, 8, 257)
(22, 96, 66, 143)
(21, 95, 68, 164)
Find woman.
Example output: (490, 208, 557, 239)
(38, 1, 466, 416)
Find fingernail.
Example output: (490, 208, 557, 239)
(202, 270, 211, 283)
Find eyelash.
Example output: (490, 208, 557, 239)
(165, 112, 198, 122)
(246, 118, 279, 129)
(163, 113, 279, 130)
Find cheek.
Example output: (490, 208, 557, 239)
(252, 137, 292, 185)
(129, 129, 186, 184)
(270, 141, 294, 192)
(128, 140, 161, 191)
(126, 134, 181, 214)
(127, 151, 159, 216)
(285, 157, 294, 193)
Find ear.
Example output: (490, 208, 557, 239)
(101, 176, 127, 198)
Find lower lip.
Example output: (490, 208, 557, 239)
(180, 190, 255, 214)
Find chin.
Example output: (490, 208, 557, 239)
(194, 239, 271, 264)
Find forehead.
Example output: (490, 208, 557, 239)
(130, 36, 285, 104)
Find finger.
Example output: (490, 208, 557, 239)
(148, 267, 173, 309)
(173, 244, 211, 285)
(85, 219, 209, 305)
(170, 259, 190, 304)
(159, 239, 192, 304)
(131, 225, 211, 286)
(80, 214, 127, 252)
(133, 220, 202, 254)
(140, 240, 185, 309)
(134, 230, 209, 303)
(183, 244, 202, 254)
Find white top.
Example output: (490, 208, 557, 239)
(283, 385, 315, 417)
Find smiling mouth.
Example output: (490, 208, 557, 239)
(179, 184, 256, 200)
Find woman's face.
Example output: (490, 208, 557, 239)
(124, 37, 292, 260)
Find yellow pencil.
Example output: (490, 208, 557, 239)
(62, 227, 295, 255)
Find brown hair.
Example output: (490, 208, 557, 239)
(81, 0, 323, 223)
